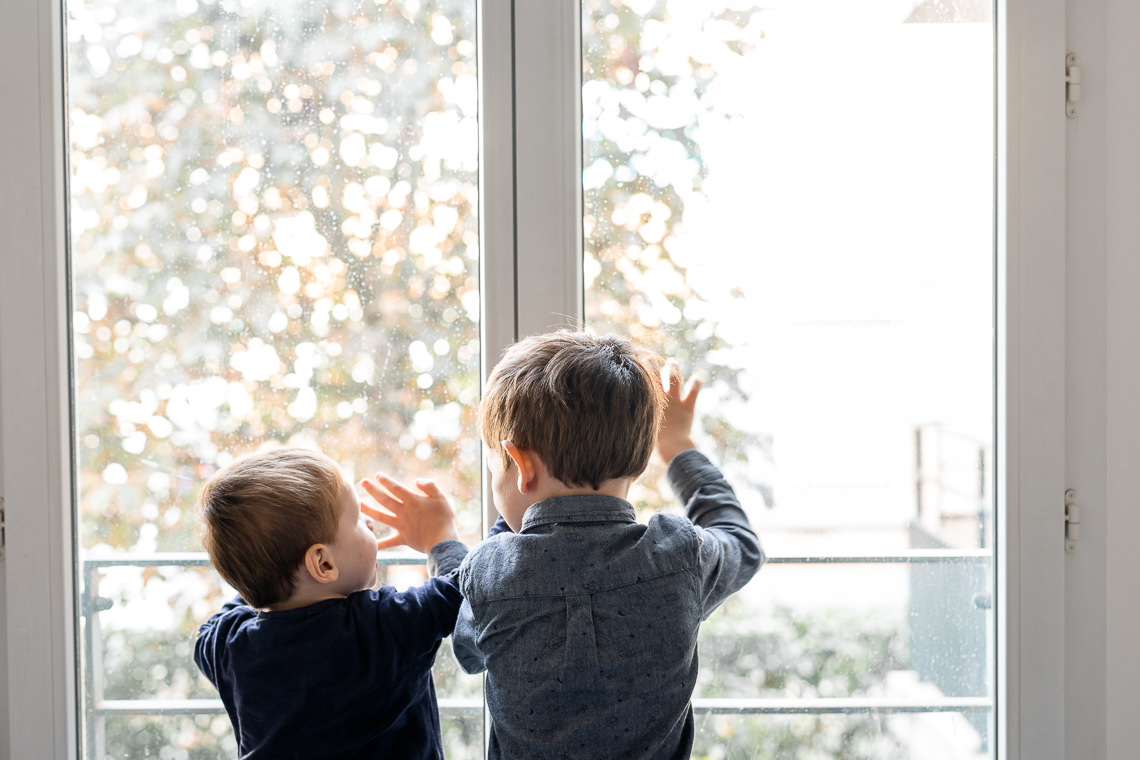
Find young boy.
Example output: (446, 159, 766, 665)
(193, 446, 466, 760)
(452, 330, 765, 760)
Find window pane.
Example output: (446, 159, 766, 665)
(583, 2, 994, 758)
(692, 711, 987, 760)
(100, 716, 236, 760)
(66, 0, 481, 757)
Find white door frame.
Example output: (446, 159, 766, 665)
(0, 1, 1067, 758)
(996, 0, 1067, 756)
(0, 0, 78, 758)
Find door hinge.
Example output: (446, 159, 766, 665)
(1065, 488, 1081, 554)
(0, 497, 5, 560)
(1066, 53, 1082, 118)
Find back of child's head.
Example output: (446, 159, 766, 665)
(199, 447, 343, 608)
(480, 330, 665, 489)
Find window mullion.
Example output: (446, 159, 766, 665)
(510, 0, 583, 335)
(479, 0, 520, 367)
(479, 0, 582, 535)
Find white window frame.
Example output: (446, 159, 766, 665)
(997, 0, 1066, 755)
(0, 1, 1066, 758)
(479, 0, 584, 360)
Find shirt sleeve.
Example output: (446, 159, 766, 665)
(449, 556, 488, 674)
(486, 513, 512, 538)
(426, 539, 469, 576)
(446, 516, 508, 670)
(667, 449, 765, 618)
(451, 596, 487, 674)
(193, 595, 249, 687)
(383, 540, 470, 656)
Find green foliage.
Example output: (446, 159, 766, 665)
(692, 712, 905, 760)
(691, 605, 908, 760)
(697, 604, 906, 699)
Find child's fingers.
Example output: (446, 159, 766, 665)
(366, 505, 401, 532)
(662, 359, 683, 396)
(415, 479, 443, 498)
(375, 532, 405, 550)
(373, 472, 418, 502)
(360, 477, 402, 509)
(682, 376, 702, 406)
(361, 501, 397, 523)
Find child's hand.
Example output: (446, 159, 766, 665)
(656, 359, 701, 465)
(359, 474, 459, 554)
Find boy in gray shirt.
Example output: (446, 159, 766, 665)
(453, 330, 764, 759)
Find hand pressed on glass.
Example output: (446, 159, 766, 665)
(360, 473, 460, 554)
(656, 358, 702, 465)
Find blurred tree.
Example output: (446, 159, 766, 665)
(66, 0, 919, 758)
(582, 0, 774, 504)
(68, 0, 485, 756)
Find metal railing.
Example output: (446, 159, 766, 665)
(915, 424, 990, 547)
(80, 549, 994, 754)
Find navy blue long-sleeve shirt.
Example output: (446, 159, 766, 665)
(194, 540, 467, 760)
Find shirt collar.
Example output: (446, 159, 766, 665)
(520, 494, 637, 533)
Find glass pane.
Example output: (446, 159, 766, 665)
(65, 0, 482, 757)
(692, 711, 987, 760)
(101, 716, 236, 760)
(439, 715, 486, 760)
(583, 1, 994, 757)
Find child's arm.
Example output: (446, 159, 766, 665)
(359, 473, 472, 653)
(669, 451, 763, 615)
(377, 559, 468, 655)
(487, 513, 512, 537)
(656, 360, 765, 617)
(193, 596, 253, 687)
(359, 473, 460, 553)
(452, 513, 508, 671)
(451, 595, 487, 674)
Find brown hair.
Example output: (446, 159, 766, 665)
(480, 330, 665, 489)
(199, 447, 344, 608)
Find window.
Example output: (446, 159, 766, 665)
(65, 0, 483, 756)
(582, 2, 994, 757)
(0, 1, 1069, 758)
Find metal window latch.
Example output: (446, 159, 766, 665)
(1065, 489, 1081, 554)
(1066, 53, 1082, 118)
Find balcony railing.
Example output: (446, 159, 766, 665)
(80, 549, 994, 755)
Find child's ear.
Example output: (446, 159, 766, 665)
(303, 543, 340, 585)
(502, 441, 538, 494)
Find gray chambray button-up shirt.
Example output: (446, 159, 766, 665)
(452, 449, 764, 760)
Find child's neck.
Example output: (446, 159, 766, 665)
(263, 576, 355, 612)
(531, 476, 632, 504)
